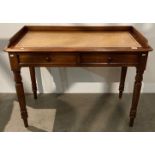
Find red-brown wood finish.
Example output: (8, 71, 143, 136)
(119, 67, 127, 99)
(129, 53, 148, 126)
(9, 54, 28, 127)
(4, 26, 153, 128)
(29, 67, 37, 99)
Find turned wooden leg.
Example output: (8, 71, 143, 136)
(13, 70, 28, 127)
(9, 53, 28, 127)
(129, 67, 145, 127)
(29, 67, 37, 99)
(129, 53, 148, 127)
(119, 67, 127, 99)
(9, 54, 28, 127)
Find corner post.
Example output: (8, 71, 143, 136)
(9, 53, 28, 127)
(129, 53, 148, 127)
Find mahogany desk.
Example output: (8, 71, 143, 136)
(4, 26, 153, 128)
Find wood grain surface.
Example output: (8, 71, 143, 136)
(5, 25, 153, 127)
(15, 30, 141, 48)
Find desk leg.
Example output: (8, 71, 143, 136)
(129, 68, 144, 126)
(119, 67, 127, 99)
(13, 70, 28, 127)
(29, 67, 37, 99)
(9, 54, 28, 127)
(129, 53, 147, 127)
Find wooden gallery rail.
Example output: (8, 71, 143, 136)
(4, 25, 153, 128)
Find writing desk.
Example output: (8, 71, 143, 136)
(5, 26, 152, 128)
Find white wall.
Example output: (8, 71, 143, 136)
(0, 23, 155, 93)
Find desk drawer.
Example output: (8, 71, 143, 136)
(19, 53, 77, 65)
(80, 53, 138, 65)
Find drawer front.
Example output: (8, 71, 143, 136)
(80, 53, 138, 65)
(19, 53, 77, 65)
(18, 53, 139, 66)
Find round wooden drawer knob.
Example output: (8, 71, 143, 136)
(108, 57, 112, 63)
(45, 57, 50, 62)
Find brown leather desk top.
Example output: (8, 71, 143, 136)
(5, 26, 152, 52)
